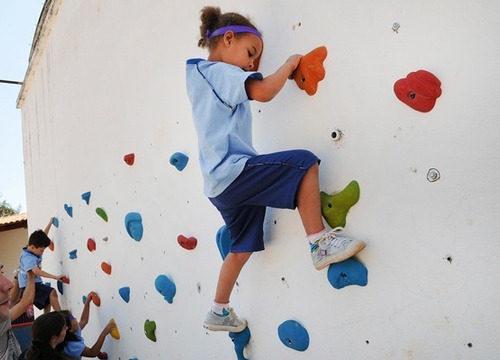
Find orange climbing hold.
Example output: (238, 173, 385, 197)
(101, 262, 112, 275)
(293, 46, 328, 96)
(48, 240, 55, 251)
(90, 291, 101, 307)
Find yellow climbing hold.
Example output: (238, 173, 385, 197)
(110, 318, 120, 339)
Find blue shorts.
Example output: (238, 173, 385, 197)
(20, 282, 54, 310)
(209, 150, 320, 253)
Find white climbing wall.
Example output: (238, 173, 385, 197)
(17, 0, 500, 359)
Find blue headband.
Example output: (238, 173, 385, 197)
(206, 25, 262, 39)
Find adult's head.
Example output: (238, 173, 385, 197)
(0, 262, 14, 321)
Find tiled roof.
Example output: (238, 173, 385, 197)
(0, 213, 28, 232)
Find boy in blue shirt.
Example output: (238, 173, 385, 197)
(18, 217, 66, 313)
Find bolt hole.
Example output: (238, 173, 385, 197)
(287, 339, 292, 344)
(467, 343, 473, 348)
(341, 272, 347, 278)
(408, 92, 416, 99)
(301, 76, 306, 83)
(446, 256, 453, 263)
(366, 340, 370, 344)
(331, 131, 338, 139)
(327, 203, 332, 208)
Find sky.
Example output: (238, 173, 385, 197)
(0, 1, 45, 213)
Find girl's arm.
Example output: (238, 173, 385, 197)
(245, 54, 302, 102)
(79, 293, 93, 330)
(81, 321, 115, 357)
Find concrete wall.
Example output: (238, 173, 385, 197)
(0, 227, 28, 277)
(18, 0, 500, 359)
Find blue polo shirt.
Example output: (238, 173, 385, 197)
(186, 59, 263, 197)
(18, 247, 43, 288)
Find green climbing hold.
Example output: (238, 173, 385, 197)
(320, 180, 360, 228)
(144, 319, 157, 342)
(96, 207, 108, 222)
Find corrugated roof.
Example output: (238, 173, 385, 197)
(0, 213, 28, 232)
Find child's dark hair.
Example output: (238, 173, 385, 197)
(198, 6, 259, 49)
(58, 310, 80, 345)
(29, 229, 51, 248)
(26, 312, 67, 360)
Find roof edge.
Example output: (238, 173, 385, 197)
(16, 0, 63, 109)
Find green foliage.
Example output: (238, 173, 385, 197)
(0, 195, 21, 217)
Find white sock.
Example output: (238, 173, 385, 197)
(307, 228, 326, 243)
(212, 301, 229, 315)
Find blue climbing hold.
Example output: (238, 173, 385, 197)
(154, 275, 176, 304)
(118, 287, 130, 303)
(327, 258, 368, 289)
(229, 327, 251, 360)
(216, 225, 231, 260)
(52, 217, 59, 228)
(69, 249, 77, 259)
(64, 204, 73, 217)
(82, 295, 87, 304)
(81, 191, 91, 205)
(169, 152, 189, 171)
(124, 212, 143, 241)
(278, 320, 309, 352)
(57, 281, 64, 295)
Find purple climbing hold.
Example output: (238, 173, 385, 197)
(327, 258, 368, 289)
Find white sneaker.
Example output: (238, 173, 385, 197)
(203, 307, 247, 332)
(310, 227, 366, 270)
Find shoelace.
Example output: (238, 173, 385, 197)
(326, 227, 350, 248)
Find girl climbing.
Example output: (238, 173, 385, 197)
(186, 6, 366, 333)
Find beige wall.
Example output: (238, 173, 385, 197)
(0, 227, 28, 280)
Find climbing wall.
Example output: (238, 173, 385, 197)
(18, 0, 500, 359)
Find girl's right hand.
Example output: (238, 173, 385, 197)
(285, 54, 303, 78)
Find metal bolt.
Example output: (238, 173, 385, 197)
(427, 168, 440, 182)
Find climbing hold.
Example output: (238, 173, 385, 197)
(321, 180, 360, 228)
(97, 352, 108, 360)
(81, 191, 91, 205)
(69, 249, 77, 259)
(427, 168, 441, 182)
(292, 46, 327, 96)
(52, 217, 59, 227)
(101, 262, 112, 275)
(60, 276, 70, 284)
(394, 70, 442, 112)
(48, 240, 55, 251)
(216, 225, 231, 260)
(327, 258, 368, 289)
(82, 295, 87, 304)
(87, 238, 96, 252)
(124, 153, 135, 166)
(177, 235, 197, 250)
(154, 275, 176, 303)
(90, 291, 101, 307)
(169, 152, 189, 171)
(229, 327, 251, 360)
(64, 204, 73, 217)
(125, 212, 143, 241)
(118, 287, 130, 303)
(277, 320, 309, 352)
(102, 236, 108, 242)
(109, 319, 120, 339)
(57, 281, 64, 295)
(144, 319, 157, 342)
(95, 207, 108, 222)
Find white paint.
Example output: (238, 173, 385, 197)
(18, 0, 500, 358)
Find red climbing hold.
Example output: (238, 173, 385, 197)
(48, 240, 55, 251)
(87, 238, 96, 252)
(124, 153, 135, 166)
(90, 291, 101, 307)
(394, 70, 442, 112)
(61, 276, 70, 284)
(293, 46, 328, 96)
(101, 262, 112, 275)
(177, 235, 197, 250)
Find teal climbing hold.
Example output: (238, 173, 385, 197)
(118, 287, 130, 303)
(52, 217, 59, 228)
(278, 320, 309, 352)
(169, 152, 189, 171)
(125, 212, 143, 241)
(96, 207, 108, 222)
(327, 258, 368, 289)
(81, 191, 91, 205)
(229, 327, 251, 360)
(216, 225, 231, 260)
(69, 249, 77, 259)
(155, 275, 176, 303)
(64, 204, 73, 217)
(144, 319, 157, 342)
(82, 295, 87, 304)
(320, 180, 360, 228)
